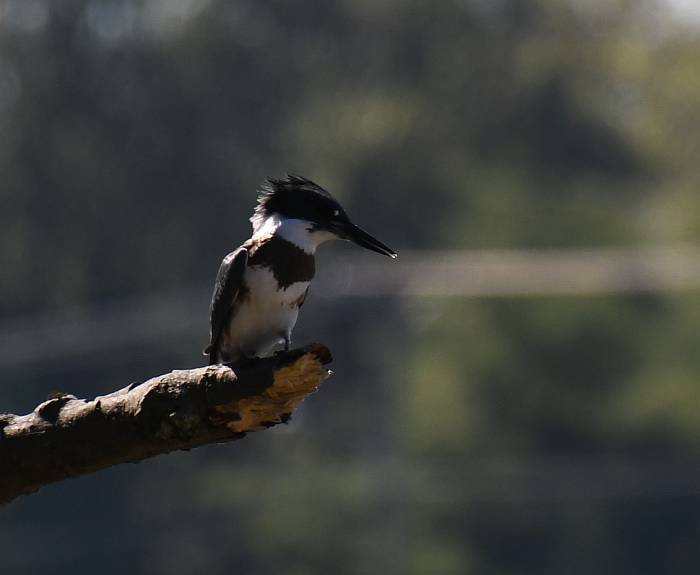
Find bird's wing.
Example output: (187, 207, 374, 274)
(298, 286, 310, 308)
(204, 247, 248, 364)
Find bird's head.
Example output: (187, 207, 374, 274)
(251, 174, 397, 258)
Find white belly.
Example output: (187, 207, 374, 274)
(226, 266, 308, 358)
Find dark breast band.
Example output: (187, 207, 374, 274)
(245, 236, 316, 289)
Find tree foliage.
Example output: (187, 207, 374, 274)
(2, 1, 700, 573)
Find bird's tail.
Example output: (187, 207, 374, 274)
(203, 343, 219, 365)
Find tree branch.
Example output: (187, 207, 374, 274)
(0, 343, 332, 506)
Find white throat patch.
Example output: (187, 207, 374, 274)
(251, 214, 336, 254)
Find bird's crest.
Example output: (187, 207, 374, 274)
(250, 174, 338, 232)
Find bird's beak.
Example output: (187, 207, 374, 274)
(334, 221, 397, 258)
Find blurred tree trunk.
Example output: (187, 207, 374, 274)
(0, 344, 331, 506)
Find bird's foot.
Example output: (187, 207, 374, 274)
(228, 355, 263, 370)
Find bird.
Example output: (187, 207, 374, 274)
(204, 174, 397, 365)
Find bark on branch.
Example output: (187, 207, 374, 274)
(0, 343, 332, 506)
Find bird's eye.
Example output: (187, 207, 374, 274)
(333, 209, 340, 217)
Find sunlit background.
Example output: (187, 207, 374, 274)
(2, 0, 700, 573)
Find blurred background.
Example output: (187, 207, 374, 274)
(2, 0, 700, 573)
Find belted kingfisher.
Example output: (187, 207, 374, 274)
(204, 174, 397, 365)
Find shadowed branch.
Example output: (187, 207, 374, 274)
(0, 344, 332, 506)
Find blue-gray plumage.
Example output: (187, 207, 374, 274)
(204, 175, 396, 365)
